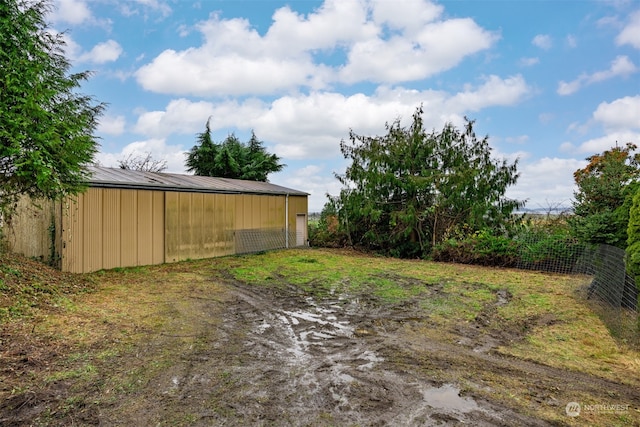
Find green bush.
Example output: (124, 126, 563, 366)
(432, 216, 589, 272)
(308, 203, 349, 248)
(432, 229, 520, 267)
(626, 187, 640, 294)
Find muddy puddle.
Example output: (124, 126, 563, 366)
(211, 284, 547, 426)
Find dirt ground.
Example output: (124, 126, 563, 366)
(1, 253, 639, 426)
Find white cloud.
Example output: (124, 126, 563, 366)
(538, 113, 554, 124)
(566, 34, 577, 48)
(532, 34, 552, 50)
(266, 0, 377, 54)
(271, 164, 344, 212)
(519, 57, 539, 67)
(59, 32, 82, 60)
(616, 10, 640, 49)
(505, 135, 530, 144)
(51, 0, 92, 25)
(571, 131, 640, 155)
(371, 0, 443, 32)
(506, 157, 586, 209)
(135, 11, 325, 96)
(597, 15, 620, 28)
(95, 139, 186, 173)
(98, 114, 126, 136)
(445, 74, 531, 112)
(120, 0, 172, 19)
(557, 55, 638, 95)
(78, 40, 123, 64)
(592, 96, 640, 130)
(339, 18, 496, 83)
(133, 99, 218, 137)
(135, 0, 496, 95)
(556, 80, 582, 96)
(131, 74, 530, 162)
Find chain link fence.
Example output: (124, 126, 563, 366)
(515, 235, 639, 348)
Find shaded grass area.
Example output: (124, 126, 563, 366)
(0, 248, 639, 426)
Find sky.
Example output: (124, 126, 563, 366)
(47, 0, 640, 212)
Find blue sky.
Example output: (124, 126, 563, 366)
(49, 0, 640, 212)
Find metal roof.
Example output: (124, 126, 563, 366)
(87, 166, 308, 196)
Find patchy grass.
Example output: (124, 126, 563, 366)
(218, 249, 639, 385)
(0, 248, 638, 426)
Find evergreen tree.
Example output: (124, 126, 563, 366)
(569, 143, 640, 248)
(330, 107, 522, 257)
(0, 0, 104, 219)
(185, 120, 284, 181)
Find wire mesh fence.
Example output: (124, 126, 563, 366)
(235, 228, 301, 255)
(239, 227, 638, 346)
(514, 234, 639, 348)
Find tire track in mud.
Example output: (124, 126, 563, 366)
(218, 283, 554, 426)
(394, 327, 640, 404)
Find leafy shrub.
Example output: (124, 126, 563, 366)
(308, 203, 349, 248)
(432, 215, 591, 272)
(432, 230, 520, 267)
(626, 187, 640, 295)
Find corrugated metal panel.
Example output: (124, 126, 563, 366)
(152, 192, 165, 264)
(120, 190, 138, 267)
(83, 189, 103, 273)
(102, 189, 121, 269)
(137, 191, 154, 266)
(223, 194, 236, 255)
(193, 193, 205, 258)
(178, 192, 192, 260)
(51, 180, 306, 272)
(88, 165, 308, 196)
(165, 192, 180, 262)
(165, 192, 239, 262)
(203, 194, 216, 256)
(60, 188, 166, 273)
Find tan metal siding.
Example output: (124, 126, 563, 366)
(152, 192, 165, 264)
(164, 191, 179, 262)
(237, 196, 248, 229)
(136, 191, 154, 266)
(102, 189, 121, 270)
(82, 189, 102, 273)
(120, 190, 138, 268)
(60, 188, 165, 273)
(14, 185, 306, 272)
(192, 193, 205, 259)
(222, 194, 236, 255)
(202, 194, 216, 256)
(165, 192, 237, 262)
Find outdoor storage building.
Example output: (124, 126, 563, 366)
(7, 166, 309, 273)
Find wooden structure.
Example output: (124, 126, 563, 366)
(6, 166, 308, 273)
